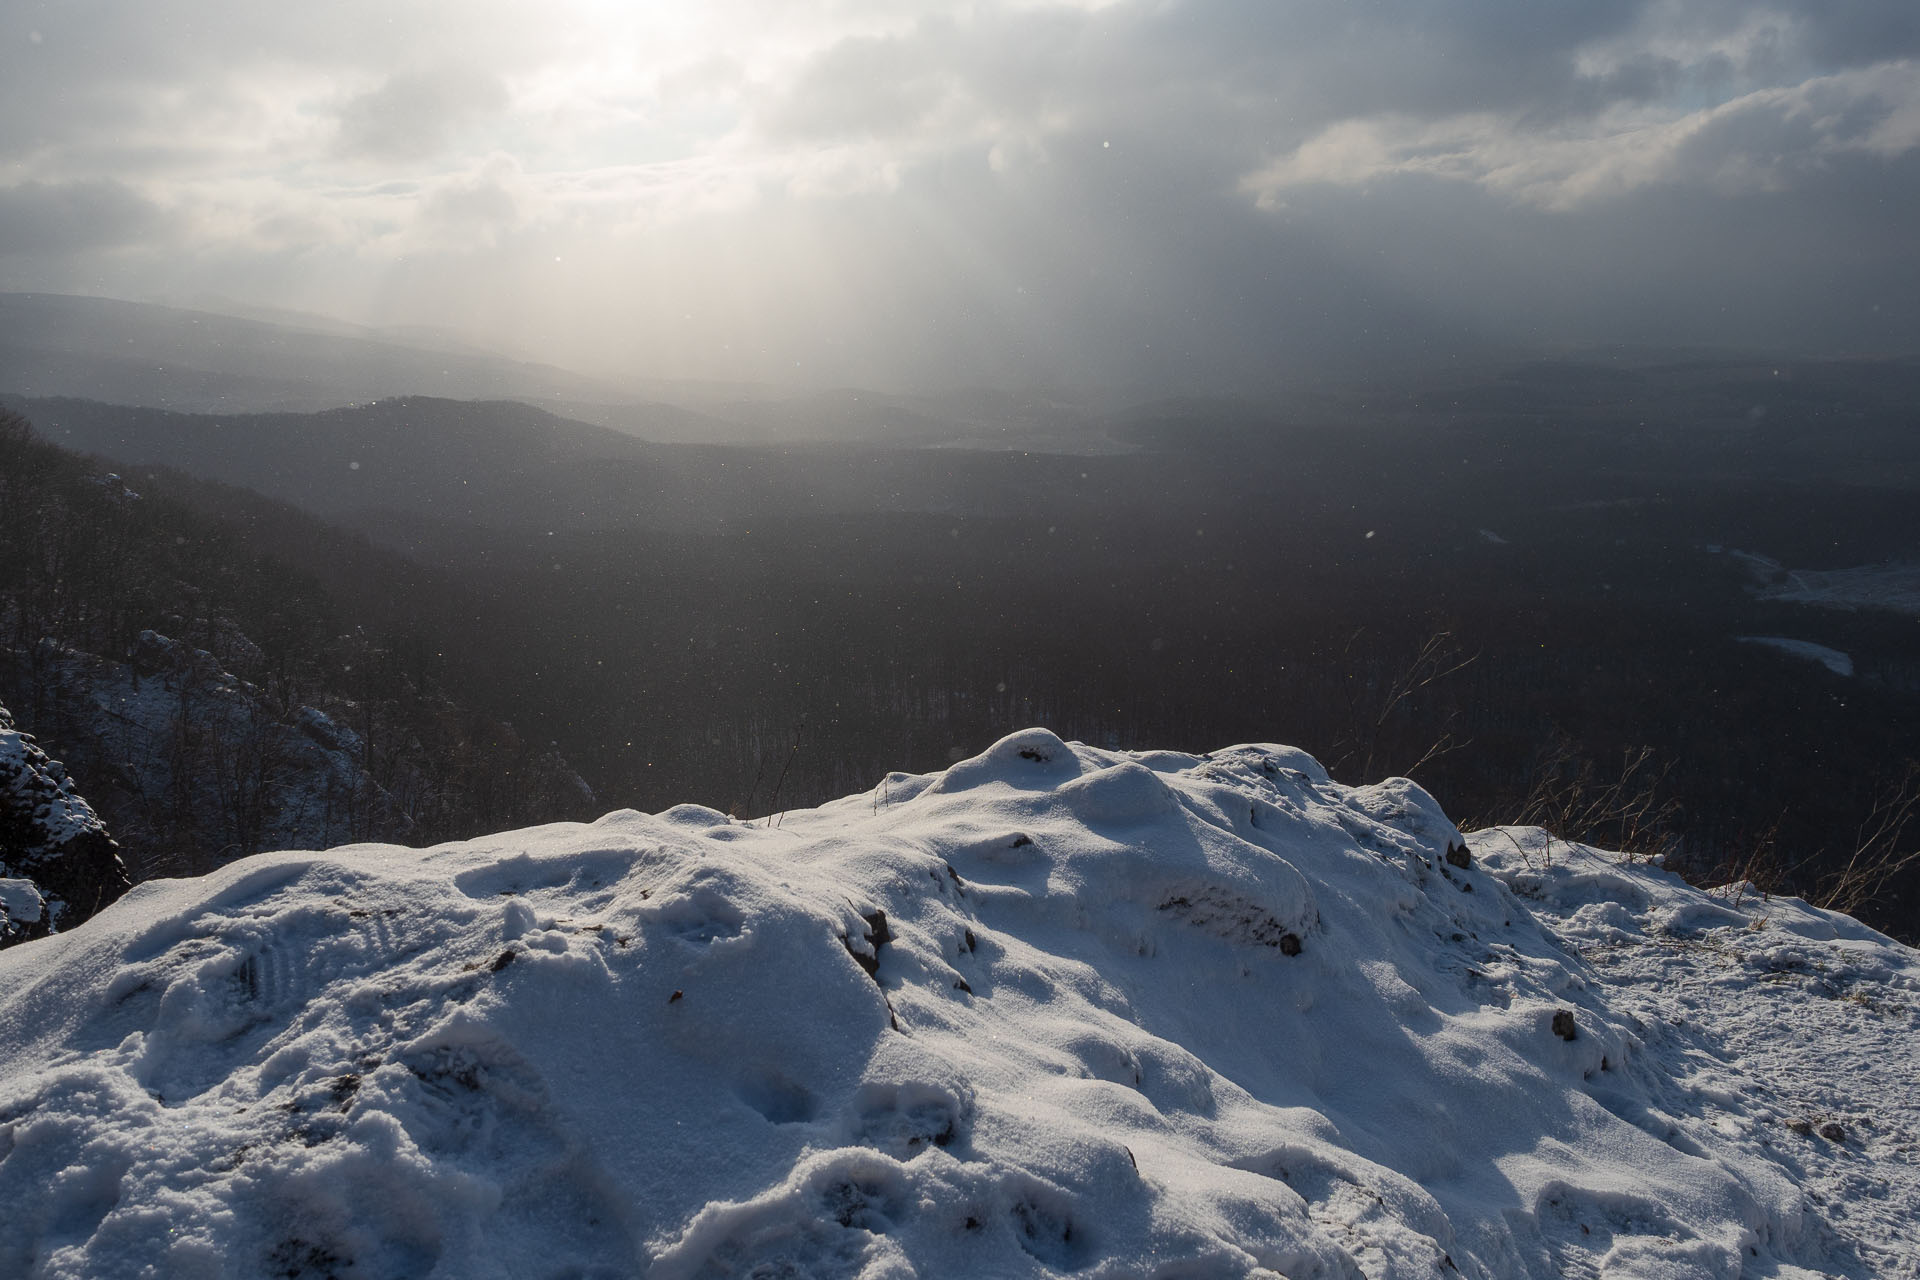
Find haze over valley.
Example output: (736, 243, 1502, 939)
(5, 293, 1918, 940)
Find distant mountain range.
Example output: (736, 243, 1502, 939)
(12, 291, 1916, 466)
(0, 291, 633, 412)
(0, 393, 1169, 554)
(0, 293, 1140, 449)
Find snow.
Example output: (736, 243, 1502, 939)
(1737, 636, 1855, 677)
(1757, 563, 1920, 618)
(0, 877, 44, 926)
(1474, 830, 1920, 1280)
(1710, 547, 1920, 618)
(0, 728, 1914, 1279)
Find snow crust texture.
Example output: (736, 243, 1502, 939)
(0, 728, 1914, 1279)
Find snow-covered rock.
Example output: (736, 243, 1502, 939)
(0, 702, 129, 945)
(0, 729, 1914, 1278)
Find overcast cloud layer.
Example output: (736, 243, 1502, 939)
(2, 0, 1916, 392)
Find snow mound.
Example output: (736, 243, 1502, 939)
(0, 731, 1914, 1279)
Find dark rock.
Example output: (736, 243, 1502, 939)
(1819, 1122, 1847, 1143)
(1445, 842, 1472, 870)
(1160, 886, 1301, 950)
(842, 908, 893, 982)
(1551, 1009, 1579, 1041)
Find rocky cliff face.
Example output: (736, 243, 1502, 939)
(7, 630, 412, 881)
(0, 702, 129, 946)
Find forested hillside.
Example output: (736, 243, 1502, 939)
(7, 380, 1919, 940)
(0, 411, 594, 887)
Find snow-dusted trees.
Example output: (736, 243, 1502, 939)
(0, 411, 594, 885)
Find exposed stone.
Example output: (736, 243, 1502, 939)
(0, 701, 130, 946)
(843, 908, 893, 982)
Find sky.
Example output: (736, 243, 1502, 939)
(2, 0, 1917, 393)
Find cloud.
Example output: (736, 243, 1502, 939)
(0, 180, 169, 256)
(765, 35, 961, 142)
(414, 154, 536, 249)
(2, 0, 1919, 388)
(335, 67, 511, 163)
(1242, 58, 1920, 212)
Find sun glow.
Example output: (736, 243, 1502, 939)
(4, 0, 1916, 389)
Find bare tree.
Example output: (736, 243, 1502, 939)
(1817, 764, 1920, 919)
(1485, 733, 1683, 863)
(1331, 630, 1478, 780)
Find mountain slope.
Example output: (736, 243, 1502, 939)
(0, 410, 599, 880)
(4, 395, 1157, 546)
(17, 631, 411, 875)
(9, 395, 661, 531)
(1, 729, 1912, 1278)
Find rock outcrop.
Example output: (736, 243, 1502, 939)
(0, 701, 129, 946)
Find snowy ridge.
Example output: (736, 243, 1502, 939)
(1472, 829, 1920, 1280)
(0, 728, 1914, 1278)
